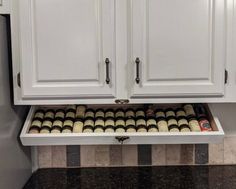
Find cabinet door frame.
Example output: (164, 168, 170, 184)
(129, 0, 226, 98)
(18, 0, 116, 99)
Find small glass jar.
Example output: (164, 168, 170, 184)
(136, 118, 147, 132)
(66, 105, 76, 113)
(147, 118, 158, 132)
(183, 104, 196, 118)
(198, 118, 212, 131)
(167, 117, 179, 132)
(125, 108, 135, 119)
(44, 109, 55, 121)
(146, 108, 155, 119)
(105, 118, 115, 133)
(83, 119, 94, 133)
(94, 118, 105, 133)
(95, 109, 105, 119)
(175, 108, 186, 120)
(55, 109, 65, 120)
(178, 118, 190, 132)
(115, 119, 125, 133)
(155, 109, 166, 120)
(125, 118, 136, 132)
(105, 109, 115, 119)
(188, 117, 201, 132)
(51, 120, 63, 133)
(85, 109, 95, 119)
(157, 118, 169, 132)
(30, 120, 42, 130)
(115, 109, 125, 119)
(136, 109, 145, 119)
(73, 119, 84, 133)
(76, 105, 86, 119)
(33, 109, 45, 121)
(165, 108, 176, 119)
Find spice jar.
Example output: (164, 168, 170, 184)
(155, 109, 166, 120)
(65, 110, 76, 120)
(94, 118, 105, 133)
(177, 118, 190, 132)
(157, 118, 169, 132)
(33, 109, 45, 121)
(105, 109, 115, 119)
(30, 120, 42, 131)
(136, 118, 147, 132)
(76, 105, 86, 119)
(147, 118, 158, 132)
(165, 108, 176, 119)
(40, 119, 52, 133)
(136, 109, 145, 119)
(176, 108, 186, 119)
(95, 109, 105, 119)
(115, 109, 125, 119)
(44, 109, 55, 121)
(73, 119, 84, 133)
(55, 109, 65, 120)
(183, 104, 196, 118)
(115, 119, 125, 133)
(104, 118, 115, 133)
(51, 120, 63, 133)
(85, 109, 95, 119)
(42, 120, 53, 130)
(66, 105, 76, 112)
(195, 104, 208, 119)
(188, 117, 201, 132)
(40, 127, 50, 134)
(146, 108, 155, 119)
(29, 127, 40, 134)
(62, 119, 73, 133)
(198, 118, 212, 131)
(125, 108, 135, 119)
(83, 119, 94, 133)
(125, 118, 136, 132)
(167, 117, 179, 132)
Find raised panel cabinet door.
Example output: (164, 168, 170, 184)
(129, 0, 226, 98)
(19, 0, 116, 99)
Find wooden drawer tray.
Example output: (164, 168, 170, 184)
(20, 105, 224, 146)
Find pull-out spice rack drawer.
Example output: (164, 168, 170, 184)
(20, 105, 224, 146)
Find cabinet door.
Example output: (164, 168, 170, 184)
(130, 0, 225, 98)
(19, 0, 115, 99)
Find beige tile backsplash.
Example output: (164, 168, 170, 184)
(36, 137, 236, 168)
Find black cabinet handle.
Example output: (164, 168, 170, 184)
(135, 57, 140, 84)
(105, 58, 110, 84)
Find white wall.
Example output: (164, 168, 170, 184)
(0, 16, 31, 189)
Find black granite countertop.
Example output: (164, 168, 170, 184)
(24, 166, 236, 189)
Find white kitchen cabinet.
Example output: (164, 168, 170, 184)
(18, 0, 116, 99)
(129, 0, 226, 98)
(10, 0, 235, 104)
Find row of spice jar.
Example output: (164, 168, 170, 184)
(30, 104, 207, 122)
(28, 104, 212, 134)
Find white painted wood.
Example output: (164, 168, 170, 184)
(20, 106, 224, 146)
(0, 0, 10, 14)
(18, 0, 116, 99)
(11, 0, 236, 104)
(129, 0, 226, 98)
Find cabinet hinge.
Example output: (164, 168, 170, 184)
(17, 72, 21, 88)
(225, 70, 228, 84)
